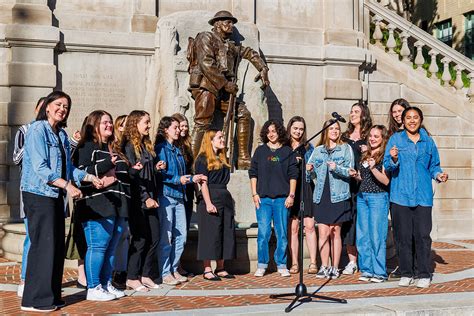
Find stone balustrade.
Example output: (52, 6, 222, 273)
(365, 0, 474, 101)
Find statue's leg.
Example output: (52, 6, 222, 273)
(236, 103, 251, 170)
(192, 90, 215, 157)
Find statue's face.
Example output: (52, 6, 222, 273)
(215, 19, 234, 37)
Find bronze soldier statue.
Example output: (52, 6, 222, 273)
(187, 10, 270, 169)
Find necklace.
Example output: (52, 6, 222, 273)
(267, 143, 281, 152)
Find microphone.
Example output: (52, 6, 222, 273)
(332, 112, 346, 123)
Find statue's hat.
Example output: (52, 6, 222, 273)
(208, 10, 238, 25)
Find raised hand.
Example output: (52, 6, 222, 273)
(132, 161, 143, 170)
(156, 160, 166, 171)
(437, 172, 449, 182)
(390, 145, 398, 162)
(327, 161, 336, 171)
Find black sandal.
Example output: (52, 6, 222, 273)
(214, 269, 235, 279)
(203, 271, 221, 281)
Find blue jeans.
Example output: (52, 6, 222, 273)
(356, 192, 389, 278)
(21, 218, 30, 281)
(157, 196, 187, 278)
(256, 197, 289, 269)
(83, 216, 126, 288)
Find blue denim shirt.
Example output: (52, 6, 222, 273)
(155, 140, 187, 199)
(383, 128, 442, 207)
(306, 143, 354, 203)
(20, 120, 87, 198)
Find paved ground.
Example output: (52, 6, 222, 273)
(0, 240, 473, 315)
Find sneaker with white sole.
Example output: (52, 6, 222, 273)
(358, 274, 372, 282)
(416, 278, 431, 288)
(107, 281, 125, 298)
(370, 276, 386, 283)
(21, 305, 57, 312)
(398, 277, 414, 287)
(254, 268, 266, 277)
(316, 266, 329, 279)
(329, 267, 340, 279)
(342, 262, 357, 275)
(17, 283, 24, 297)
(86, 284, 116, 301)
(278, 268, 291, 277)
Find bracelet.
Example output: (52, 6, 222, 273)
(288, 193, 295, 199)
(252, 193, 258, 197)
(63, 181, 69, 190)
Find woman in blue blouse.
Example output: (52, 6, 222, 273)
(384, 106, 448, 289)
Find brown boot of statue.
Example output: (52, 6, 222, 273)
(236, 103, 251, 170)
(191, 125, 207, 158)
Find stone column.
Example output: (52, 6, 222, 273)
(0, 0, 58, 222)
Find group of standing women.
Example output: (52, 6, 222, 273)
(15, 91, 240, 312)
(249, 99, 448, 290)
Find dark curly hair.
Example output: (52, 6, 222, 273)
(260, 119, 288, 145)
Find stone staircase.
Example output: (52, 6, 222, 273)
(364, 0, 474, 240)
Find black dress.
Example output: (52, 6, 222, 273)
(290, 146, 314, 218)
(313, 169, 351, 224)
(195, 156, 236, 260)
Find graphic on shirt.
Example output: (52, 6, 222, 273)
(267, 155, 280, 163)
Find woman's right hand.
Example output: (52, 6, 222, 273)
(180, 175, 191, 185)
(306, 163, 314, 172)
(253, 194, 261, 209)
(132, 161, 143, 170)
(67, 185, 83, 199)
(145, 198, 159, 209)
(390, 145, 398, 162)
(206, 203, 217, 214)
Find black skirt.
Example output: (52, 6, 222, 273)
(290, 178, 314, 218)
(313, 171, 351, 224)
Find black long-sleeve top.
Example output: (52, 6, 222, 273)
(73, 141, 130, 221)
(123, 142, 158, 209)
(248, 144, 298, 198)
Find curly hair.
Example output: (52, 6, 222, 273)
(360, 125, 388, 165)
(387, 98, 410, 136)
(260, 119, 288, 144)
(342, 101, 372, 140)
(123, 110, 155, 159)
(154, 116, 180, 146)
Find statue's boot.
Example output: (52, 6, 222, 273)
(236, 104, 251, 170)
(191, 125, 207, 158)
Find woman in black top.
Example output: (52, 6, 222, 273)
(341, 101, 372, 275)
(196, 130, 236, 281)
(122, 110, 165, 292)
(75, 110, 133, 301)
(249, 120, 298, 277)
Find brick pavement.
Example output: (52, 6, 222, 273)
(0, 240, 472, 314)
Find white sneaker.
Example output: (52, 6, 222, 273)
(17, 283, 24, 297)
(416, 278, 431, 288)
(107, 281, 125, 298)
(342, 262, 357, 275)
(254, 268, 266, 277)
(398, 277, 414, 287)
(278, 268, 291, 277)
(86, 284, 116, 301)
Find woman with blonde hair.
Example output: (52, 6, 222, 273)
(195, 129, 236, 280)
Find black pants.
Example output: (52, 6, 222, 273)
(22, 192, 65, 308)
(197, 187, 236, 260)
(127, 207, 160, 280)
(391, 203, 432, 279)
(184, 185, 195, 232)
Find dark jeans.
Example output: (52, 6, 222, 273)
(391, 203, 432, 279)
(127, 207, 160, 280)
(21, 191, 65, 308)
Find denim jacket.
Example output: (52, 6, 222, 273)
(155, 140, 187, 200)
(20, 120, 87, 198)
(306, 143, 354, 203)
(383, 128, 442, 207)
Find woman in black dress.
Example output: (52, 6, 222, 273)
(195, 129, 236, 281)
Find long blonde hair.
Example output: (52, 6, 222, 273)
(317, 120, 343, 148)
(196, 129, 230, 171)
(123, 110, 155, 159)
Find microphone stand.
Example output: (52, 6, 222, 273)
(269, 118, 347, 313)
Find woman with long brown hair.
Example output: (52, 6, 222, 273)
(341, 101, 373, 275)
(195, 129, 236, 280)
(123, 110, 163, 292)
(387, 98, 409, 136)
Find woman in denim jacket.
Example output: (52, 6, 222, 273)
(384, 107, 448, 289)
(154, 116, 206, 286)
(306, 119, 355, 279)
(20, 91, 102, 312)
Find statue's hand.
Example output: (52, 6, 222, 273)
(225, 81, 239, 95)
(255, 67, 270, 89)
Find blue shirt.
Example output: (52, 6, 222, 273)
(155, 140, 187, 199)
(20, 120, 86, 198)
(383, 129, 442, 207)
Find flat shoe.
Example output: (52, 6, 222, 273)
(126, 282, 150, 292)
(308, 263, 318, 274)
(76, 280, 87, 289)
(203, 271, 221, 281)
(289, 264, 299, 274)
(214, 269, 235, 279)
(143, 282, 160, 289)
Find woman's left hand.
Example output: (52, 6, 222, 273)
(437, 172, 449, 182)
(285, 196, 294, 208)
(92, 176, 104, 189)
(156, 160, 166, 170)
(192, 174, 208, 184)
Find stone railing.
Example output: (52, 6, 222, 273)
(364, 0, 474, 100)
